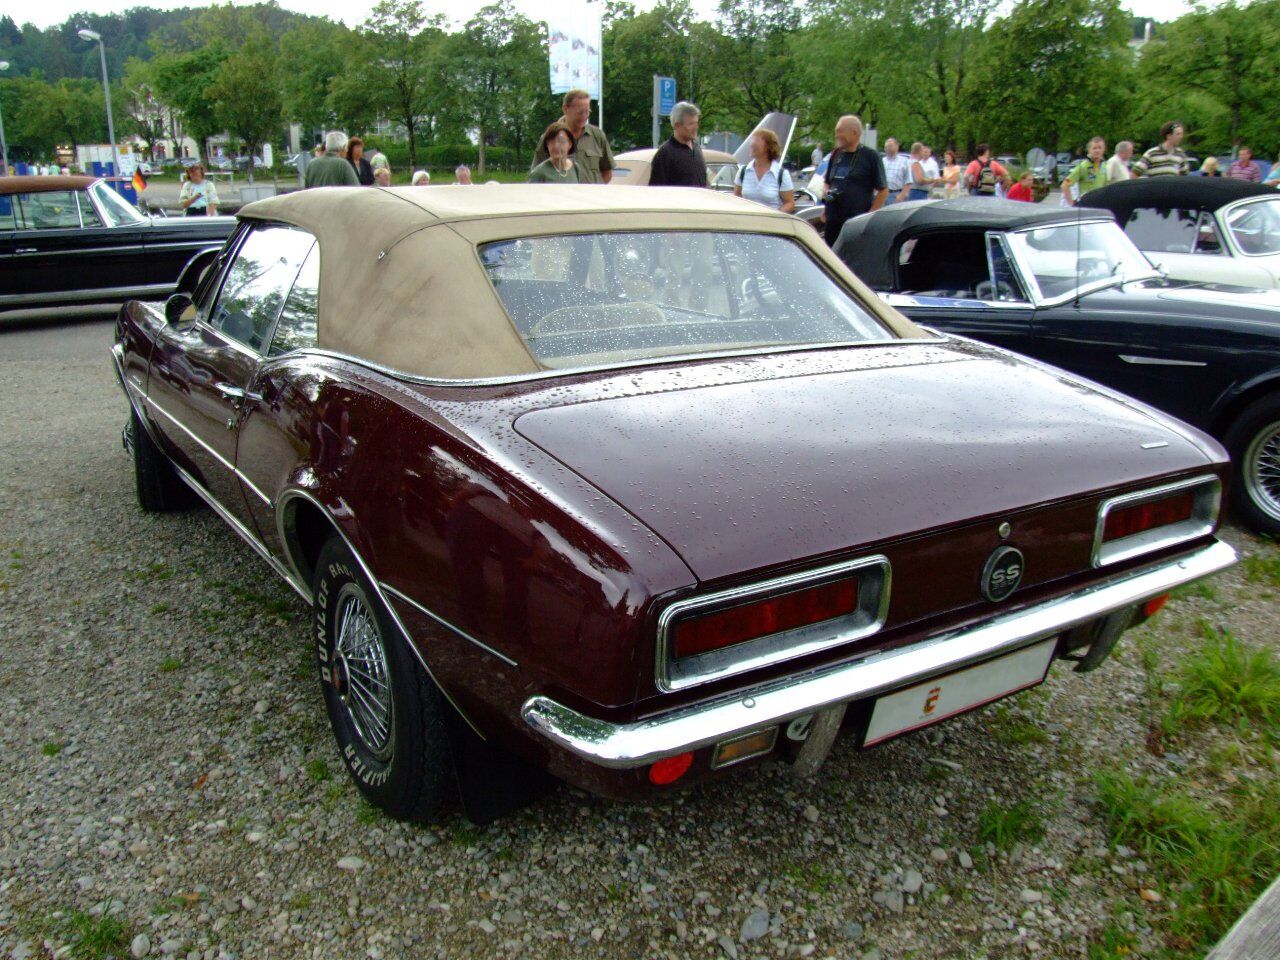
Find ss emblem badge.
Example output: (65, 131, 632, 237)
(981, 545, 1024, 602)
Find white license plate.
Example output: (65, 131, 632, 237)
(863, 638, 1057, 747)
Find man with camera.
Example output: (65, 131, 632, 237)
(820, 115, 888, 247)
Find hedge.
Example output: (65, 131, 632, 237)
(361, 139, 530, 173)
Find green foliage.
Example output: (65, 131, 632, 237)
(977, 799, 1044, 848)
(277, 20, 354, 132)
(1166, 628, 1280, 737)
(1243, 542, 1280, 586)
(40, 907, 133, 960)
(1087, 918, 1138, 959)
(970, 0, 1133, 153)
(151, 44, 229, 157)
(1095, 770, 1280, 955)
(208, 32, 283, 178)
(305, 758, 331, 782)
(41, 742, 63, 757)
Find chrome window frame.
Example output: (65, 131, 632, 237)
(1003, 219, 1160, 308)
(655, 554, 892, 692)
(1092, 475, 1221, 568)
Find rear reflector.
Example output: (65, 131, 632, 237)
(671, 577, 860, 659)
(711, 728, 778, 769)
(1142, 593, 1170, 618)
(648, 752, 694, 785)
(1103, 491, 1195, 543)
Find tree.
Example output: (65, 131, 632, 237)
(703, 0, 806, 131)
(120, 58, 168, 159)
(341, 0, 446, 169)
(277, 20, 354, 133)
(969, 0, 1132, 153)
(151, 44, 229, 159)
(1135, 1, 1280, 154)
(209, 33, 282, 181)
(601, 1, 700, 150)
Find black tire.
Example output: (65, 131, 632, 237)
(1224, 393, 1280, 536)
(129, 410, 196, 512)
(313, 535, 454, 822)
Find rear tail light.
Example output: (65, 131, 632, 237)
(1142, 594, 1171, 618)
(1093, 476, 1220, 567)
(657, 555, 891, 692)
(671, 577, 860, 659)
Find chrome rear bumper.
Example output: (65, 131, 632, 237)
(521, 540, 1236, 768)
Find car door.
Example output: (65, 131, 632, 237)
(2, 187, 150, 307)
(889, 232, 1037, 355)
(146, 222, 315, 524)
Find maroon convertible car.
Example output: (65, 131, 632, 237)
(113, 185, 1236, 823)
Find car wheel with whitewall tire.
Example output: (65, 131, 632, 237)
(127, 411, 195, 512)
(1225, 394, 1280, 535)
(313, 535, 454, 822)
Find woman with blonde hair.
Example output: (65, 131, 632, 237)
(178, 163, 219, 216)
(733, 128, 795, 212)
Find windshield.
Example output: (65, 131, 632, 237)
(1226, 199, 1280, 257)
(481, 231, 892, 369)
(91, 181, 146, 226)
(1005, 221, 1154, 300)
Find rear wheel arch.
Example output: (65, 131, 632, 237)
(278, 490, 345, 595)
(1210, 375, 1280, 440)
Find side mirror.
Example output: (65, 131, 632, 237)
(164, 293, 195, 326)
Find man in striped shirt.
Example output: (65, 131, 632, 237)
(1228, 146, 1263, 182)
(1133, 121, 1189, 177)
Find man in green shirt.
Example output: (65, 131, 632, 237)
(305, 131, 360, 188)
(532, 89, 614, 184)
(1062, 136, 1109, 206)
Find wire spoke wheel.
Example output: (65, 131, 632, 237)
(331, 584, 394, 761)
(1244, 418, 1280, 524)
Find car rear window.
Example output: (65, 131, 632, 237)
(480, 231, 892, 369)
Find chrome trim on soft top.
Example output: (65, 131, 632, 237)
(1092, 475, 1222, 568)
(522, 540, 1236, 768)
(655, 554, 891, 692)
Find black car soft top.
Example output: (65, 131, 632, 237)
(834, 198, 1111, 290)
(1079, 177, 1276, 224)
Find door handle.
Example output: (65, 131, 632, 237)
(214, 383, 264, 404)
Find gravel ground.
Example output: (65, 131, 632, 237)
(0, 317, 1271, 960)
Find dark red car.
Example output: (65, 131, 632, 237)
(113, 185, 1236, 823)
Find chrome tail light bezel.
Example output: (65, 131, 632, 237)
(655, 555, 891, 693)
(1092, 475, 1221, 568)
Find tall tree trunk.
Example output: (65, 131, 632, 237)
(478, 125, 486, 176)
(407, 120, 417, 171)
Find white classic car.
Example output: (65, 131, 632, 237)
(1080, 177, 1280, 288)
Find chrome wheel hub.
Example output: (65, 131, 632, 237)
(332, 585, 393, 760)
(1245, 419, 1280, 523)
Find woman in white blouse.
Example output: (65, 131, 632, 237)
(733, 129, 795, 213)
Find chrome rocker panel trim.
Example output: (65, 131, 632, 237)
(522, 540, 1237, 769)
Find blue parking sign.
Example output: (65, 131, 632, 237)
(659, 77, 677, 116)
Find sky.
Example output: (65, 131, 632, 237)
(12, 0, 1201, 33)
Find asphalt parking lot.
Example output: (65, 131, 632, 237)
(0, 316, 1272, 960)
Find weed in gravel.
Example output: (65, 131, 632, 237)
(290, 891, 312, 911)
(1087, 918, 1138, 959)
(1165, 628, 1280, 738)
(215, 579, 298, 621)
(150, 602, 172, 615)
(1170, 580, 1217, 602)
(128, 560, 175, 582)
(305, 758, 331, 783)
(450, 823, 483, 846)
(780, 859, 843, 893)
(1243, 545, 1280, 586)
(1095, 769, 1280, 957)
(992, 705, 1050, 746)
(41, 742, 62, 757)
(40, 906, 133, 960)
(356, 801, 382, 825)
(977, 799, 1044, 849)
(158, 656, 182, 673)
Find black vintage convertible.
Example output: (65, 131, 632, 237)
(833, 197, 1280, 533)
(0, 175, 236, 322)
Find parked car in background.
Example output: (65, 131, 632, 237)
(0, 175, 237, 322)
(1079, 177, 1280, 288)
(609, 148, 739, 187)
(832, 197, 1280, 533)
(114, 185, 1233, 823)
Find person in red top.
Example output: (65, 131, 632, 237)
(965, 144, 1009, 197)
(1007, 171, 1035, 202)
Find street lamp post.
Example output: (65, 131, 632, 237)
(78, 29, 121, 178)
(662, 20, 694, 105)
(0, 61, 9, 176)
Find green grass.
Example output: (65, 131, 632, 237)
(355, 801, 382, 825)
(1243, 547, 1280, 587)
(1165, 629, 1280, 738)
(977, 799, 1045, 849)
(305, 758, 331, 783)
(780, 859, 844, 893)
(158, 656, 182, 673)
(41, 742, 63, 757)
(1087, 918, 1139, 959)
(1095, 770, 1280, 957)
(127, 561, 175, 582)
(149, 602, 172, 615)
(38, 907, 133, 960)
(1170, 580, 1218, 602)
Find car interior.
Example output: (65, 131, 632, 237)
(895, 231, 1025, 301)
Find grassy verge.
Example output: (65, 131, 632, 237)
(1094, 624, 1280, 957)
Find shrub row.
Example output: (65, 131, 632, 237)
(361, 139, 531, 172)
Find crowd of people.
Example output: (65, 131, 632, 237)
(291, 128, 471, 196)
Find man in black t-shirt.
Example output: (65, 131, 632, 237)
(821, 115, 888, 247)
(649, 101, 709, 187)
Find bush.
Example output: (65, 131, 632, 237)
(361, 139, 530, 173)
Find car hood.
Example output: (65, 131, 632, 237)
(1113, 277, 1280, 321)
(512, 342, 1215, 583)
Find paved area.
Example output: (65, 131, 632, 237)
(0, 317, 1270, 959)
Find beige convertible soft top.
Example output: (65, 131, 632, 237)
(238, 185, 924, 380)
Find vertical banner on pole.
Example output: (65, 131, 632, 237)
(548, 0, 601, 101)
